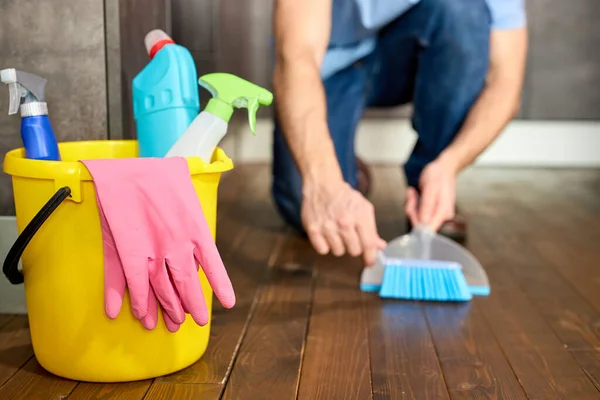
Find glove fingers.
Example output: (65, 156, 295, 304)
(120, 254, 151, 320)
(167, 251, 209, 326)
(149, 257, 186, 325)
(98, 200, 125, 319)
(193, 243, 236, 309)
(162, 305, 182, 333)
(140, 283, 159, 330)
(168, 267, 190, 315)
(180, 291, 190, 315)
(104, 243, 126, 319)
(141, 282, 181, 333)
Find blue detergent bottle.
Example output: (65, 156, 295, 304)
(0, 68, 61, 161)
(133, 29, 200, 157)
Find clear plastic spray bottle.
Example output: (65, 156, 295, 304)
(165, 73, 273, 162)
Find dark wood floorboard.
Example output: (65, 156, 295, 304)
(460, 171, 600, 399)
(365, 168, 450, 400)
(576, 351, 600, 392)
(0, 316, 33, 387)
(0, 315, 14, 330)
(424, 304, 528, 400)
(144, 382, 223, 399)
(0, 356, 77, 399)
(524, 175, 600, 315)
(297, 253, 372, 400)
(0, 315, 79, 399)
(0, 165, 599, 399)
(470, 236, 600, 400)
(221, 234, 315, 400)
(69, 380, 152, 400)
(500, 198, 600, 354)
(463, 170, 600, 397)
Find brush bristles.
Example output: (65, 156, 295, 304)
(379, 262, 472, 302)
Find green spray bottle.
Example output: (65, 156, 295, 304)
(165, 72, 273, 162)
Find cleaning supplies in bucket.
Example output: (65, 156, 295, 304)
(0, 68, 61, 160)
(2, 140, 233, 382)
(360, 226, 490, 301)
(165, 73, 273, 162)
(81, 156, 235, 332)
(133, 29, 200, 158)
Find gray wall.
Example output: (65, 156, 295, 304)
(171, 0, 273, 121)
(524, 0, 600, 120)
(0, 0, 108, 214)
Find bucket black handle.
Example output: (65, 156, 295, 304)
(3, 187, 71, 285)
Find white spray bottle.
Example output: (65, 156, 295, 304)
(165, 72, 273, 162)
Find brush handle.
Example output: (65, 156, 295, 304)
(413, 224, 435, 260)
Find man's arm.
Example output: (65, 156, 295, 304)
(438, 27, 528, 172)
(272, 0, 343, 186)
(408, 27, 528, 230)
(271, 0, 386, 265)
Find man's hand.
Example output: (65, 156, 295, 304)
(405, 156, 458, 232)
(405, 28, 527, 231)
(302, 178, 386, 266)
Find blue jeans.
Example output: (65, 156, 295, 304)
(271, 0, 491, 234)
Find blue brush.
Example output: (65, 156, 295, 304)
(359, 226, 490, 301)
(378, 258, 472, 301)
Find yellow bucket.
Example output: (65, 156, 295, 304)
(2, 140, 233, 382)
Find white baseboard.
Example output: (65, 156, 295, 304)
(230, 119, 600, 167)
(0, 217, 27, 314)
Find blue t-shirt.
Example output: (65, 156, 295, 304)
(322, 0, 526, 79)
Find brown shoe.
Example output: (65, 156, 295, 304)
(356, 156, 372, 198)
(438, 212, 467, 243)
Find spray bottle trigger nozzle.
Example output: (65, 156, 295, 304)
(7, 83, 25, 115)
(1, 69, 29, 115)
(247, 98, 259, 135)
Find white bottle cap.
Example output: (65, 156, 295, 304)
(0, 68, 17, 84)
(20, 101, 48, 117)
(144, 29, 173, 56)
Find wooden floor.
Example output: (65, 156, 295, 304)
(1, 165, 600, 399)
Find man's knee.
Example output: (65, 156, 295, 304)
(271, 182, 305, 235)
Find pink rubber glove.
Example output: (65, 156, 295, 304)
(95, 194, 181, 332)
(81, 157, 235, 330)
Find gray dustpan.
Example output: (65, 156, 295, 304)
(360, 227, 490, 296)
